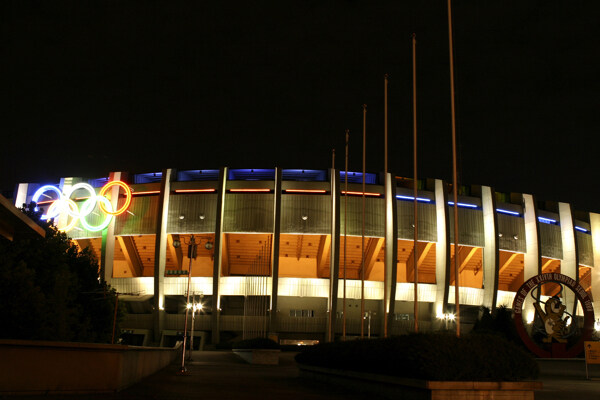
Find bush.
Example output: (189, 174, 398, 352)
(0, 205, 123, 343)
(232, 337, 280, 350)
(471, 306, 522, 346)
(295, 333, 538, 381)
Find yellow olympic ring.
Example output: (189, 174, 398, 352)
(98, 180, 132, 216)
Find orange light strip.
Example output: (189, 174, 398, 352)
(285, 189, 327, 194)
(36, 200, 55, 205)
(132, 190, 160, 196)
(175, 189, 216, 193)
(341, 190, 381, 197)
(229, 189, 271, 192)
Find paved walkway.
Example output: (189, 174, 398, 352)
(2, 351, 600, 400)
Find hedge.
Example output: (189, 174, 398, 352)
(295, 333, 538, 381)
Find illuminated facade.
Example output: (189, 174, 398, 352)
(11, 168, 600, 346)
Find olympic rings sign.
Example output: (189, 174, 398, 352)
(32, 181, 132, 232)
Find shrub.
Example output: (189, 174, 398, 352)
(232, 337, 280, 350)
(295, 333, 538, 381)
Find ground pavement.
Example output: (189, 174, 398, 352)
(2, 350, 600, 400)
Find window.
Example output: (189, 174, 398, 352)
(289, 309, 314, 317)
(394, 313, 410, 321)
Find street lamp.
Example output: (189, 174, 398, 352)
(363, 311, 375, 338)
(187, 294, 204, 361)
(179, 235, 212, 374)
(437, 312, 455, 330)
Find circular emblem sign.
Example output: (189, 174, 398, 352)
(513, 273, 595, 358)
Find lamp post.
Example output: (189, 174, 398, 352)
(179, 235, 196, 374)
(188, 294, 203, 361)
(177, 235, 212, 374)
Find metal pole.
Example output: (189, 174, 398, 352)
(343, 129, 349, 340)
(412, 33, 419, 333)
(189, 293, 196, 360)
(361, 104, 367, 338)
(328, 148, 335, 342)
(180, 235, 195, 373)
(447, 0, 461, 337)
(383, 74, 389, 338)
(111, 293, 119, 344)
(368, 311, 371, 338)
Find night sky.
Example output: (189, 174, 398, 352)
(3, 1, 600, 212)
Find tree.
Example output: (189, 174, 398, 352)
(0, 203, 124, 343)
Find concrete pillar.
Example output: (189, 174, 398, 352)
(211, 167, 227, 344)
(589, 213, 600, 315)
(434, 179, 450, 317)
(58, 177, 76, 234)
(100, 171, 122, 286)
(269, 168, 282, 336)
(14, 183, 29, 209)
(383, 172, 397, 335)
(481, 186, 498, 311)
(522, 194, 540, 322)
(327, 168, 340, 341)
(559, 202, 578, 315)
(153, 169, 172, 343)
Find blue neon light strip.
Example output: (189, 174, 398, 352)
(575, 226, 590, 233)
(397, 195, 431, 203)
(177, 170, 220, 181)
(133, 172, 163, 184)
(282, 169, 327, 182)
(229, 169, 276, 180)
(447, 201, 478, 209)
(538, 217, 557, 224)
(496, 208, 521, 216)
(339, 171, 377, 184)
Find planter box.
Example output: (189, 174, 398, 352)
(233, 349, 280, 365)
(298, 364, 542, 400)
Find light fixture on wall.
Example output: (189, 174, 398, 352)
(301, 215, 308, 221)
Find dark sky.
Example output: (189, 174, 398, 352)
(2, 1, 600, 212)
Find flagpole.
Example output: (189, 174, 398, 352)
(361, 104, 367, 338)
(383, 74, 389, 337)
(447, 0, 460, 337)
(412, 33, 419, 333)
(343, 129, 349, 340)
(328, 148, 335, 342)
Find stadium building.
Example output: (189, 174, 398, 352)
(9, 168, 600, 346)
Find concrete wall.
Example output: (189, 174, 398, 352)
(0, 339, 180, 394)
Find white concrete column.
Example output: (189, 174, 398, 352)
(522, 194, 539, 322)
(269, 168, 282, 334)
(14, 183, 29, 209)
(559, 202, 577, 314)
(211, 167, 227, 344)
(589, 213, 600, 314)
(58, 177, 76, 230)
(523, 194, 540, 280)
(153, 169, 172, 342)
(481, 186, 498, 310)
(383, 172, 397, 334)
(327, 168, 340, 341)
(434, 179, 448, 317)
(101, 171, 122, 285)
